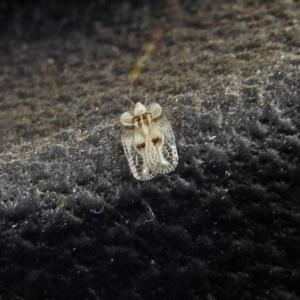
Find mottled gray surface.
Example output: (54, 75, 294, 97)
(0, 1, 300, 299)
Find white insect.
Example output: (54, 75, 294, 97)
(120, 102, 178, 180)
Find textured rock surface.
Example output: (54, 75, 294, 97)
(0, 0, 300, 299)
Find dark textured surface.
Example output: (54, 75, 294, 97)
(1, 0, 300, 299)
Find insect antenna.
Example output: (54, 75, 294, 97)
(120, 94, 135, 105)
(144, 94, 149, 106)
(110, 90, 136, 106)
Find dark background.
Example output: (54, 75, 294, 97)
(0, 0, 300, 299)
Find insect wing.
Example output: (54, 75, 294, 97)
(155, 115, 179, 173)
(121, 128, 157, 181)
(144, 133, 163, 172)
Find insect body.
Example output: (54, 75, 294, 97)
(121, 102, 178, 180)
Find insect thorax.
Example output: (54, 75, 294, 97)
(132, 112, 152, 124)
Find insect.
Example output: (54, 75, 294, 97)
(120, 102, 178, 180)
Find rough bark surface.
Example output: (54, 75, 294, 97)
(0, 1, 299, 299)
